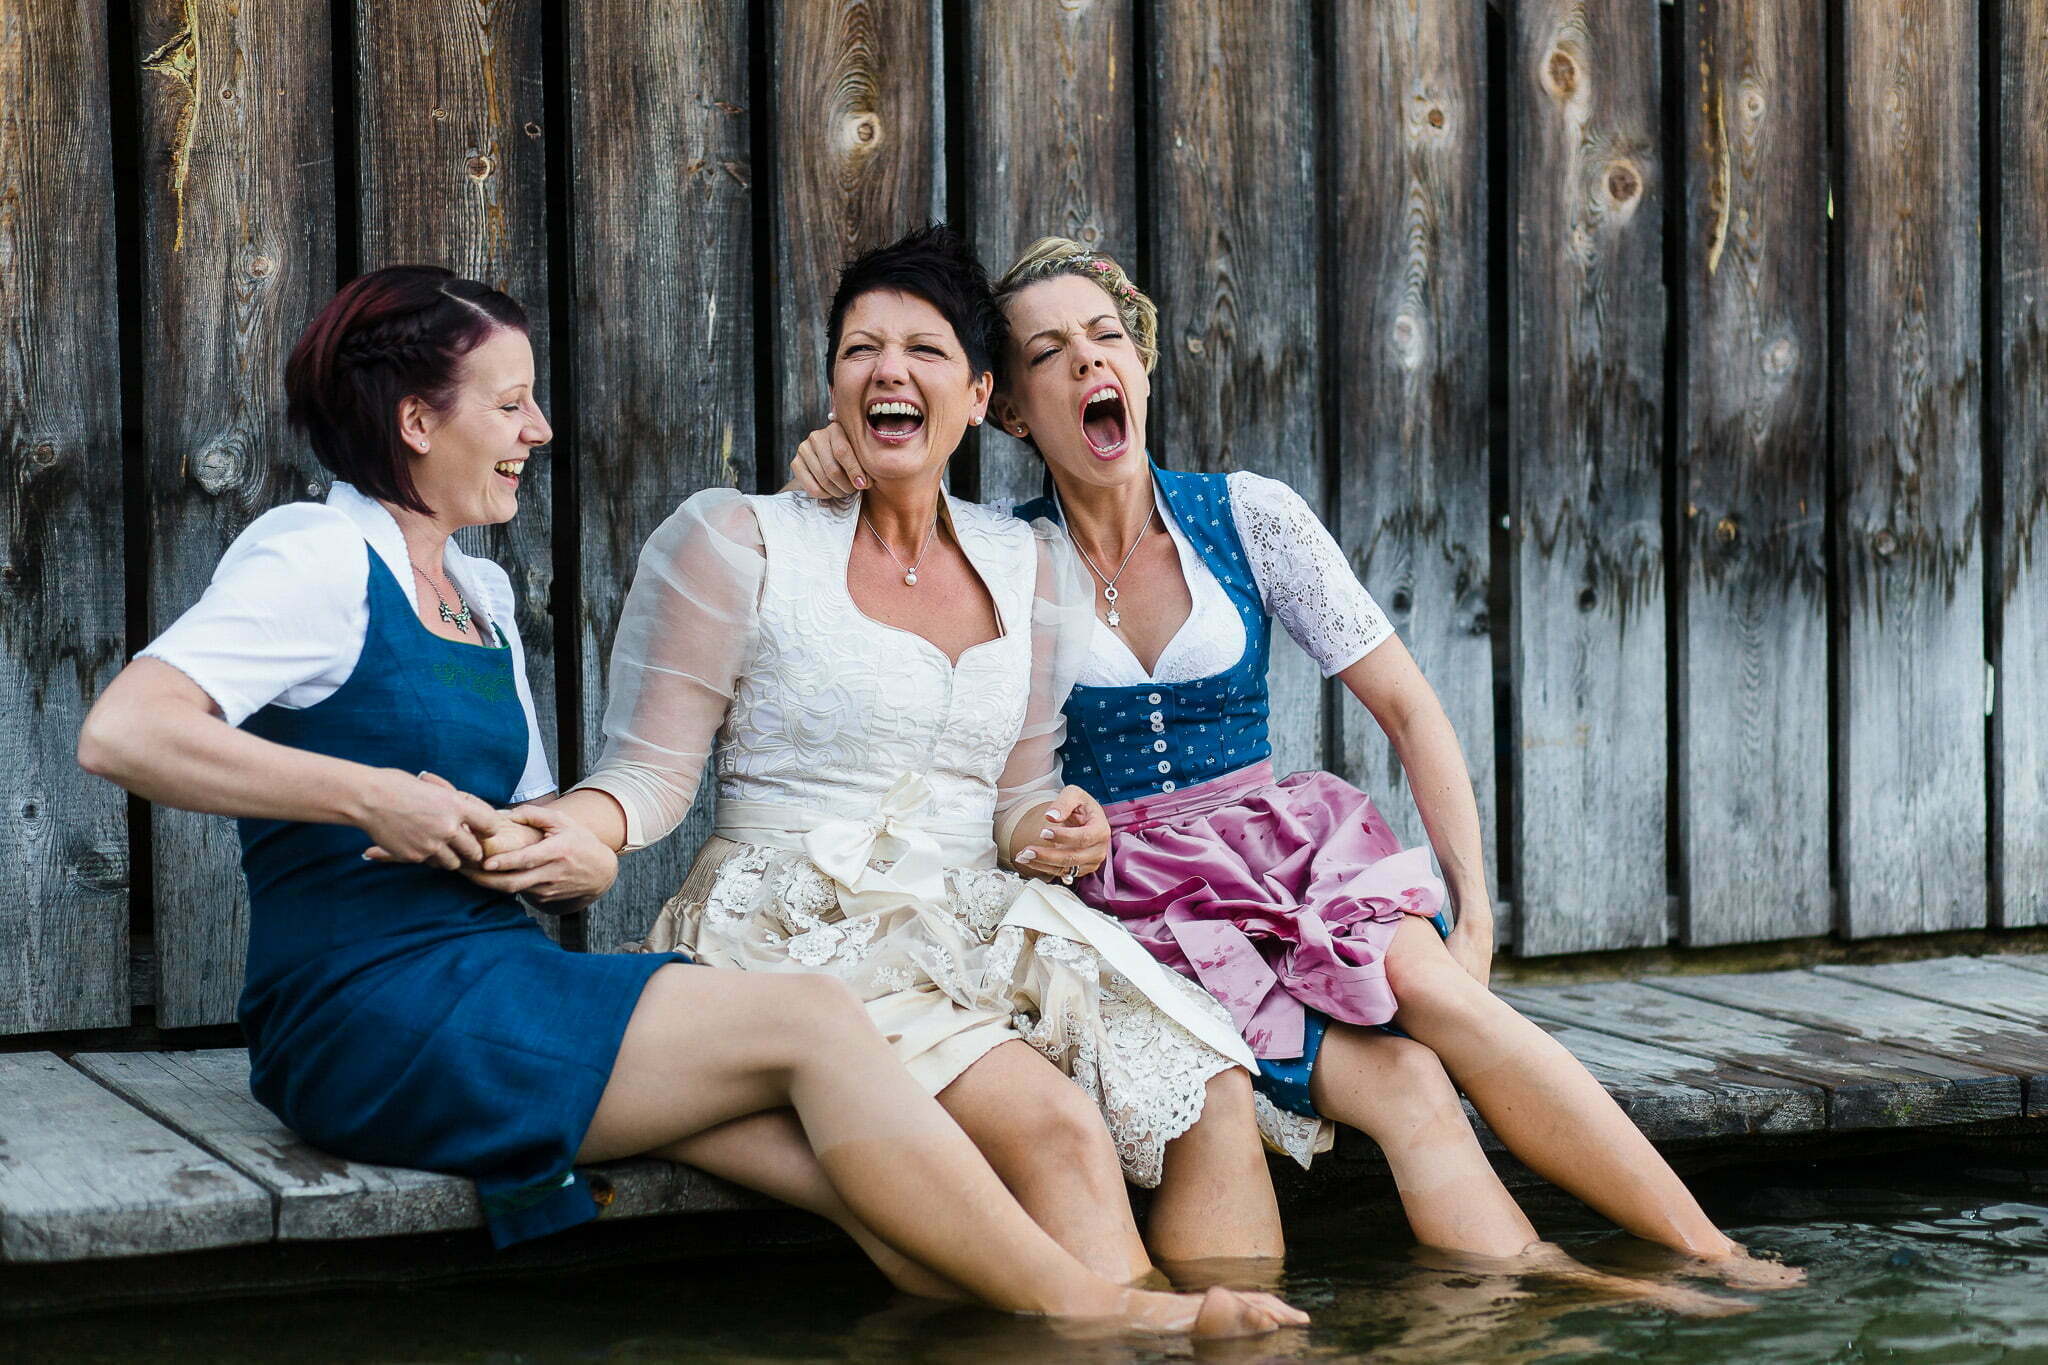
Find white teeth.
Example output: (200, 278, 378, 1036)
(1084, 386, 1121, 411)
(867, 400, 922, 417)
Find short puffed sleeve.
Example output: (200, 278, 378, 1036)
(1228, 471, 1395, 676)
(137, 506, 369, 727)
(570, 488, 765, 851)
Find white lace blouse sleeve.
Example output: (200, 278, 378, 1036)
(1228, 471, 1395, 676)
(570, 488, 764, 852)
(994, 519, 1094, 851)
(136, 508, 367, 727)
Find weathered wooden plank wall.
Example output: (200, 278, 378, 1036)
(2, 0, 2040, 1040)
(1674, 0, 1829, 947)
(0, 0, 130, 1033)
(138, 0, 334, 1028)
(1149, 0, 1326, 782)
(1509, 0, 1668, 954)
(1998, 0, 2047, 930)
(964, 0, 1135, 511)
(1330, 0, 1495, 904)
(1837, 4, 1985, 938)
(568, 0, 753, 955)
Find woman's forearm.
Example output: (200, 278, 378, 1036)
(79, 659, 379, 826)
(543, 787, 631, 854)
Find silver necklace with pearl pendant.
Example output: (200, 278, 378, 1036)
(861, 511, 939, 586)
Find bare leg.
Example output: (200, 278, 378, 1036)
(1311, 1027, 1538, 1257)
(1146, 1067, 1286, 1265)
(939, 1040, 1155, 1283)
(651, 1109, 962, 1300)
(1382, 920, 1802, 1286)
(579, 966, 1309, 1332)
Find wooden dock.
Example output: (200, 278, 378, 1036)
(4, 954, 2044, 1292)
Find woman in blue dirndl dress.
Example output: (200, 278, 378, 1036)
(76, 265, 1302, 1337)
(789, 240, 1802, 1291)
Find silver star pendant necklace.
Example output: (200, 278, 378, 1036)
(410, 560, 474, 634)
(1074, 508, 1153, 629)
(861, 509, 940, 587)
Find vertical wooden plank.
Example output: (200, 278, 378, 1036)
(356, 0, 555, 762)
(770, 0, 939, 460)
(1998, 1, 2048, 928)
(965, 0, 1137, 509)
(1510, 0, 1667, 954)
(0, 0, 128, 1032)
(1149, 0, 1324, 781)
(137, 2, 335, 1026)
(1674, 1, 1829, 946)
(1330, 0, 1495, 898)
(1838, 5, 1984, 937)
(569, 1, 752, 953)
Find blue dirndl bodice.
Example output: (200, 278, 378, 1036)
(236, 546, 679, 1247)
(1018, 466, 1273, 804)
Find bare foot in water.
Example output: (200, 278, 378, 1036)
(1090, 1285, 1309, 1339)
(1575, 1234, 1807, 1292)
(1413, 1242, 1753, 1319)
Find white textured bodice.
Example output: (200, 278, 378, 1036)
(717, 493, 1037, 829)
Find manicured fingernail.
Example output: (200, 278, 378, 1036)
(1038, 828, 1054, 841)
(1048, 810, 1065, 821)
(1017, 849, 1037, 863)
(855, 477, 867, 488)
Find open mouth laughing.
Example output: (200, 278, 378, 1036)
(493, 459, 525, 488)
(866, 398, 926, 443)
(1081, 384, 1128, 458)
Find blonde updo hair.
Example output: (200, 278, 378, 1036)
(992, 236, 1159, 377)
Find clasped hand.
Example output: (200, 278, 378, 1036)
(361, 770, 617, 912)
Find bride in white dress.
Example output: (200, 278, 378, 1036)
(549, 227, 1292, 1280)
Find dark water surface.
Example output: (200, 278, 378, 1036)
(8, 1149, 2046, 1363)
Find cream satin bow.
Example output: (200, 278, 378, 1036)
(801, 773, 950, 916)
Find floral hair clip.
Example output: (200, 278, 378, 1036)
(1058, 253, 1140, 303)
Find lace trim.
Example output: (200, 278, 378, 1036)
(1229, 472, 1394, 677)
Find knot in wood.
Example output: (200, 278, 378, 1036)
(249, 256, 274, 279)
(1390, 313, 1424, 370)
(1606, 162, 1642, 205)
(194, 435, 247, 496)
(430, 107, 449, 121)
(1427, 106, 1446, 129)
(219, 86, 234, 102)
(1577, 588, 1598, 611)
(1544, 50, 1578, 98)
(1872, 528, 1899, 558)
(1391, 589, 1412, 614)
(1764, 338, 1796, 376)
(849, 113, 880, 146)
(0, 564, 17, 584)
(1469, 612, 1489, 636)
(30, 442, 57, 468)
(466, 155, 494, 181)
(1716, 516, 1739, 545)
(524, 122, 543, 139)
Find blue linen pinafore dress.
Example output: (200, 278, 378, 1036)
(236, 548, 682, 1247)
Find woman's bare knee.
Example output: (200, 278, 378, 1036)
(1315, 1032, 1465, 1136)
(1009, 1078, 1123, 1185)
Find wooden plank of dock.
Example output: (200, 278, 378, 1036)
(1499, 978, 2020, 1129)
(1810, 956, 2048, 1028)
(1519, 1017, 1824, 1138)
(1655, 967, 2048, 1114)
(0, 1055, 270, 1262)
(69, 1050, 768, 1242)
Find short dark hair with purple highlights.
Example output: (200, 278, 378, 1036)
(284, 265, 528, 515)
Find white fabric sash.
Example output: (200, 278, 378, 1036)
(714, 775, 1256, 1071)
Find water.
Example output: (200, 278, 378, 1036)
(7, 1148, 2047, 1363)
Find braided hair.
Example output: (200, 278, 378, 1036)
(284, 266, 528, 515)
(991, 237, 1159, 380)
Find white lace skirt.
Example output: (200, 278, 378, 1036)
(633, 834, 1317, 1185)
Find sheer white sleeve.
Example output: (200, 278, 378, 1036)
(993, 519, 1094, 852)
(1228, 471, 1395, 677)
(570, 489, 764, 852)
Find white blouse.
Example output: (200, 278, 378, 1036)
(139, 481, 555, 804)
(1069, 471, 1395, 687)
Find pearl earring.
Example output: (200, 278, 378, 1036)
(970, 415, 982, 426)
(827, 410, 836, 422)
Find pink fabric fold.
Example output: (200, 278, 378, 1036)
(1079, 762, 1446, 1059)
